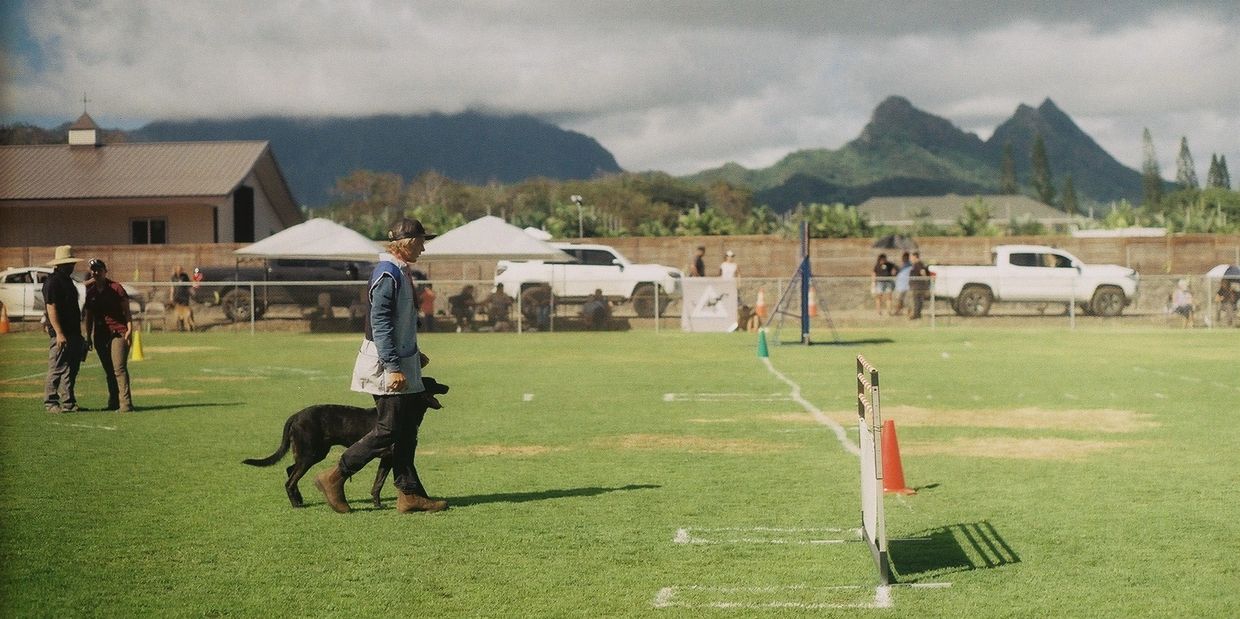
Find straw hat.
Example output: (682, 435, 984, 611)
(46, 245, 83, 266)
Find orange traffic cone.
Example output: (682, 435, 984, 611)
(882, 419, 915, 494)
(0, 305, 10, 334)
(808, 291, 819, 318)
(755, 287, 768, 320)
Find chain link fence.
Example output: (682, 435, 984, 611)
(47, 273, 1235, 335)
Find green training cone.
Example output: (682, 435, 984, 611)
(757, 328, 769, 358)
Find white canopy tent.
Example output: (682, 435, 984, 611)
(234, 218, 382, 261)
(420, 215, 572, 262)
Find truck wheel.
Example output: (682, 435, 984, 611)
(955, 285, 992, 317)
(631, 283, 668, 318)
(222, 289, 264, 321)
(1090, 286, 1126, 317)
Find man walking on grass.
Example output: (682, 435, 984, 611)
(315, 217, 448, 514)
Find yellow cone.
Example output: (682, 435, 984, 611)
(129, 327, 145, 361)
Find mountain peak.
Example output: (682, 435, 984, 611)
(854, 95, 985, 157)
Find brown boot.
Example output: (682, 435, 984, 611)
(313, 466, 351, 513)
(396, 490, 448, 513)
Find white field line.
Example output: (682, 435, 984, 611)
(674, 526, 861, 545)
(0, 372, 48, 382)
(50, 422, 117, 431)
(663, 392, 791, 402)
(651, 583, 951, 610)
(1133, 366, 1240, 392)
(761, 357, 860, 457)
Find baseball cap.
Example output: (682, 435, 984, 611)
(88, 258, 107, 271)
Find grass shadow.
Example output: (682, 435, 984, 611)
(891, 521, 1021, 582)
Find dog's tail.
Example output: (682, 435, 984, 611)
(241, 416, 294, 467)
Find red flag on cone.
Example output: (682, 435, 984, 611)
(0, 305, 10, 334)
(882, 419, 915, 494)
(808, 292, 819, 318)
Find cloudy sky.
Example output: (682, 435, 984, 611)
(2, 1, 1237, 179)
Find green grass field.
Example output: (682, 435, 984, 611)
(2, 327, 1238, 616)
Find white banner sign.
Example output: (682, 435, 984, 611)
(680, 277, 739, 332)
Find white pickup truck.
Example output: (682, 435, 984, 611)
(494, 243, 682, 317)
(932, 244, 1140, 317)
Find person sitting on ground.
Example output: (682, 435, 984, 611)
(1170, 279, 1194, 327)
(521, 285, 552, 331)
(1216, 280, 1238, 328)
(448, 285, 476, 332)
(581, 288, 612, 330)
(482, 284, 515, 332)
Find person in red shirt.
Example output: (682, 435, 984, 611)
(419, 283, 436, 333)
(83, 259, 135, 412)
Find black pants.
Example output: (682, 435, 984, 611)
(910, 289, 928, 319)
(337, 393, 428, 496)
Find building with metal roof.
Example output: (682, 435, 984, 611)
(856, 194, 1077, 231)
(0, 113, 303, 247)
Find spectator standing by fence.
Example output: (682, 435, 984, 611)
(909, 252, 932, 320)
(892, 252, 912, 317)
(169, 265, 194, 331)
(719, 250, 738, 278)
(871, 254, 896, 315)
(688, 246, 706, 277)
(419, 284, 436, 332)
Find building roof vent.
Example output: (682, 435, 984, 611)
(68, 112, 101, 148)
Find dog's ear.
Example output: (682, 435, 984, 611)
(423, 394, 443, 410)
(423, 376, 449, 395)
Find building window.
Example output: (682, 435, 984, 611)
(131, 219, 167, 245)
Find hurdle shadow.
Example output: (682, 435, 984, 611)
(431, 484, 661, 508)
(774, 338, 896, 347)
(891, 521, 1021, 582)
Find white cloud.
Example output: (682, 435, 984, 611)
(3, 0, 1237, 178)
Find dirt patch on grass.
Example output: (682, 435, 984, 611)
(902, 437, 1142, 461)
(132, 387, 202, 396)
(765, 413, 822, 424)
(427, 444, 567, 457)
(822, 405, 1156, 434)
(196, 376, 265, 382)
(599, 433, 779, 454)
(144, 346, 221, 354)
(0, 391, 39, 399)
(0, 379, 43, 386)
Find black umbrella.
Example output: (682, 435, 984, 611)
(871, 234, 919, 251)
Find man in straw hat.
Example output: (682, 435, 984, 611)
(315, 217, 449, 514)
(42, 245, 85, 413)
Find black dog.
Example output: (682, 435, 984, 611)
(242, 377, 449, 508)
